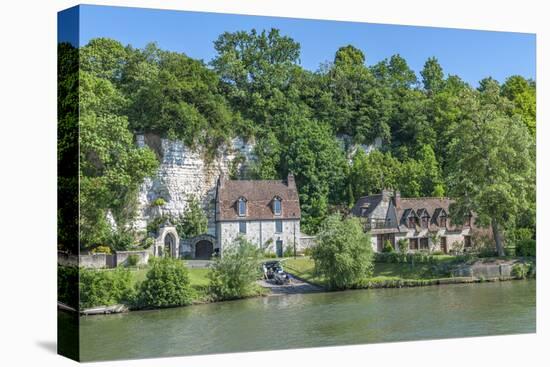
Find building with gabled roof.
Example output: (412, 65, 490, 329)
(214, 173, 303, 257)
(352, 189, 484, 253)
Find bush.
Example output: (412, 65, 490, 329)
(374, 252, 437, 264)
(208, 237, 262, 300)
(382, 240, 395, 253)
(511, 264, 528, 279)
(79, 268, 135, 309)
(143, 237, 155, 249)
(139, 257, 194, 308)
(515, 239, 536, 257)
(263, 252, 277, 259)
(126, 254, 140, 267)
(107, 230, 135, 251)
(91, 245, 112, 254)
(58, 265, 79, 309)
(397, 238, 408, 254)
(303, 247, 314, 256)
(152, 197, 166, 207)
(283, 245, 294, 257)
(312, 215, 374, 290)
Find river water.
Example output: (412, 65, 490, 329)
(77, 280, 535, 361)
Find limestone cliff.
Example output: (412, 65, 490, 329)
(133, 133, 255, 235)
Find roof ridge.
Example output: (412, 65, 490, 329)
(400, 196, 451, 200)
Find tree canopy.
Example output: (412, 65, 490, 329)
(66, 30, 536, 250)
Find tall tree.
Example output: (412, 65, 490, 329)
(501, 75, 536, 136)
(446, 90, 535, 256)
(421, 57, 445, 95)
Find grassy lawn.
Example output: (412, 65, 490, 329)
(283, 256, 458, 286)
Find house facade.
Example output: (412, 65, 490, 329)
(214, 174, 302, 257)
(352, 189, 479, 253)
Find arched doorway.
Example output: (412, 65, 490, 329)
(195, 240, 214, 259)
(164, 232, 176, 257)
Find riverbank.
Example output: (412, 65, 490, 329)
(282, 256, 535, 290)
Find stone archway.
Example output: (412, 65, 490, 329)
(188, 234, 217, 259)
(155, 226, 179, 258)
(164, 232, 176, 257)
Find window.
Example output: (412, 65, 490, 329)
(238, 197, 247, 216)
(239, 221, 247, 234)
(275, 220, 283, 233)
(422, 216, 429, 228)
(409, 238, 419, 250)
(420, 238, 429, 249)
(273, 197, 282, 215)
(464, 235, 472, 248)
(440, 216, 447, 227)
(408, 217, 415, 228)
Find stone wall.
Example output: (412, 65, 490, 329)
(218, 219, 301, 254)
(115, 250, 149, 267)
(79, 253, 115, 269)
(134, 134, 255, 235)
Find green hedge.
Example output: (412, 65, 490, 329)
(515, 239, 536, 257)
(79, 267, 135, 309)
(374, 252, 437, 264)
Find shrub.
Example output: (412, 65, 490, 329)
(143, 237, 155, 249)
(263, 252, 277, 259)
(397, 238, 408, 254)
(511, 264, 528, 279)
(58, 265, 79, 309)
(107, 230, 135, 251)
(382, 240, 395, 253)
(79, 268, 135, 309)
(152, 197, 166, 207)
(515, 239, 536, 257)
(126, 254, 140, 267)
(303, 247, 314, 256)
(312, 215, 374, 290)
(91, 245, 112, 254)
(283, 245, 294, 257)
(139, 257, 193, 308)
(208, 237, 262, 300)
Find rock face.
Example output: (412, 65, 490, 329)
(133, 133, 255, 235)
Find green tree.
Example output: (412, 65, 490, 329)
(446, 90, 535, 256)
(349, 149, 400, 198)
(139, 257, 194, 307)
(176, 195, 208, 238)
(501, 75, 536, 136)
(421, 57, 445, 95)
(79, 72, 158, 248)
(311, 214, 374, 290)
(279, 118, 347, 232)
(208, 237, 262, 300)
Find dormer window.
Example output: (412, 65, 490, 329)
(273, 197, 282, 216)
(238, 197, 247, 216)
(440, 215, 447, 227)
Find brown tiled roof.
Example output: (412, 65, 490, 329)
(396, 197, 461, 231)
(216, 174, 301, 221)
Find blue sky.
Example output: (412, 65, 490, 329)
(59, 4, 536, 87)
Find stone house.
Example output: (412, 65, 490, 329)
(352, 189, 481, 253)
(215, 174, 302, 257)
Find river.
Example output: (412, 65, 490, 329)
(76, 280, 535, 361)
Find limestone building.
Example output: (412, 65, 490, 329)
(214, 174, 302, 257)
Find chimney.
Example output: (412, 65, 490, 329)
(287, 173, 295, 187)
(394, 190, 401, 207)
(218, 172, 225, 189)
